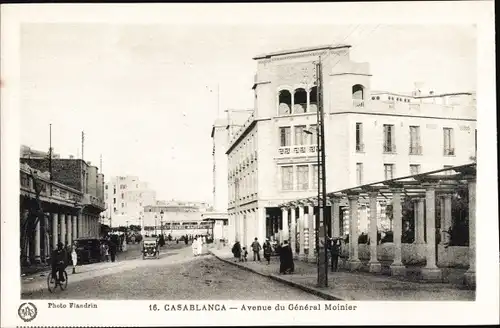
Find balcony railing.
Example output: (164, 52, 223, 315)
(356, 143, 365, 152)
(352, 99, 365, 108)
(409, 145, 422, 155)
(383, 144, 397, 153)
(444, 148, 455, 156)
(278, 144, 318, 157)
(82, 193, 106, 209)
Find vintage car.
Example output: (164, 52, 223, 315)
(142, 238, 159, 259)
(74, 238, 102, 264)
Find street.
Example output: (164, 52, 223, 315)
(22, 243, 320, 300)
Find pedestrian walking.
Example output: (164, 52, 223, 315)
(241, 247, 248, 262)
(263, 239, 272, 264)
(251, 237, 262, 261)
(279, 240, 294, 274)
(231, 241, 242, 262)
(196, 237, 203, 255)
(109, 240, 117, 262)
(71, 242, 78, 274)
(330, 238, 340, 272)
(104, 243, 110, 262)
(192, 237, 199, 256)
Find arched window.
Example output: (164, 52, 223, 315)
(352, 84, 364, 100)
(309, 86, 318, 112)
(293, 88, 307, 114)
(278, 90, 292, 115)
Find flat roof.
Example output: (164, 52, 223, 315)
(253, 44, 351, 60)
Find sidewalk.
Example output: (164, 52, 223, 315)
(210, 248, 475, 301)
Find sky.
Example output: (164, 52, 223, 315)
(20, 23, 477, 204)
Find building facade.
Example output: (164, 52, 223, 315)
(104, 176, 157, 227)
(227, 44, 477, 248)
(20, 157, 106, 266)
(143, 202, 211, 238)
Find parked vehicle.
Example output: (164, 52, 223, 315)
(142, 238, 159, 260)
(74, 238, 102, 264)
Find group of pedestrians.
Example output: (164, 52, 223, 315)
(230, 236, 344, 274)
(191, 235, 206, 256)
(231, 237, 295, 274)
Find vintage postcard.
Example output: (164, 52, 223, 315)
(1, 2, 498, 327)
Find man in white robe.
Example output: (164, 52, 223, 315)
(192, 238, 199, 256)
(196, 237, 203, 256)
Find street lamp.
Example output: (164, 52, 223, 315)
(304, 58, 329, 288)
(160, 210, 164, 236)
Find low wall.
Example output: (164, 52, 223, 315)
(341, 243, 470, 267)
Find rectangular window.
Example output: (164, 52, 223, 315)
(356, 163, 363, 185)
(384, 164, 395, 180)
(280, 127, 291, 147)
(356, 123, 364, 152)
(294, 125, 307, 145)
(312, 164, 319, 190)
(297, 165, 309, 190)
(105, 185, 108, 190)
(309, 124, 318, 145)
(443, 128, 455, 155)
(113, 187, 116, 194)
(383, 124, 396, 153)
(121, 193, 124, 199)
(410, 164, 421, 175)
(121, 203, 124, 208)
(409, 126, 422, 155)
(281, 166, 293, 190)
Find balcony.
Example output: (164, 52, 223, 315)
(409, 145, 423, 155)
(352, 99, 365, 109)
(383, 144, 397, 154)
(82, 193, 106, 210)
(356, 143, 365, 152)
(278, 145, 318, 157)
(444, 148, 455, 156)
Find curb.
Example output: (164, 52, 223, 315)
(209, 251, 343, 301)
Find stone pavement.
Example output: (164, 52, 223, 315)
(210, 247, 475, 301)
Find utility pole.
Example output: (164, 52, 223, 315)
(49, 124, 52, 180)
(315, 58, 328, 288)
(81, 131, 85, 163)
(100, 154, 103, 172)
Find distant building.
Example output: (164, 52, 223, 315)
(143, 202, 211, 238)
(226, 44, 477, 247)
(104, 176, 156, 227)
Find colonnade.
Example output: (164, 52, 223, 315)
(276, 179, 475, 284)
(229, 207, 266, 248)
(28, 211, 101, 264)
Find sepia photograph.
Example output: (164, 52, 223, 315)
(1, 2, 498, 327)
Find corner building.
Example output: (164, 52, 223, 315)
(227, 44, 476, 248)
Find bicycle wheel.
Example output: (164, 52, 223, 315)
(60, 271, 68, 290)
(47, 273, 56, 293)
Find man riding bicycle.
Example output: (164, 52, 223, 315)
(51, 242, 68, 283)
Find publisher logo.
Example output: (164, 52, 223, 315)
(18, 302, 37, 322)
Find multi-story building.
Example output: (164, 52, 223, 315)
(20, 154, 106, 267)
(20, 144, 60, 159)
(104, 176, 156, 227)
(227, 44, 476, 247)
(143, 201, 211, 238)
(202, 110, 255, 244)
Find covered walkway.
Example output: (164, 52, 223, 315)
(277, 163, 476, 287)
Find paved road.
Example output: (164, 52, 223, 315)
(22, 244, 321, 300)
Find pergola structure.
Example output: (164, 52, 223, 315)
(277, 163, 476, 287)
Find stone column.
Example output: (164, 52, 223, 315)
(258, 207, 266, 245)
(307, 205, 315, 262)
(439, 196, 446, 244)
(414, 198, 425, 244)
(331, 199, 340, 238)
(348, 194, 361, 270)
(60, 213, 67, 246)
(290, 207, 296, 257)
(78, 212, 83, 238)
(421, 184, 442, 281)
(368, 191, 381, 273)
(464, 179, 476, 287)
(72, 215, 77, 241)
(67, 214, 72, 245)
(51, 213, 58, 249)
(282, 208, 289, 241)
(243, 211, 248, 247)
(443, 193, 453, 245)
(34, 219, 41, 263)
(390, 187, 406, 276)
(298, 206, 305, 260)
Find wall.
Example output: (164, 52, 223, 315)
(213, 123, 229, 212)
(97, 173, 104, 201)
(20, 158, 85, 192)
(87, 166, 98, 198)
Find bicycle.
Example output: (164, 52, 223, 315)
(47, 269, 68, 293)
